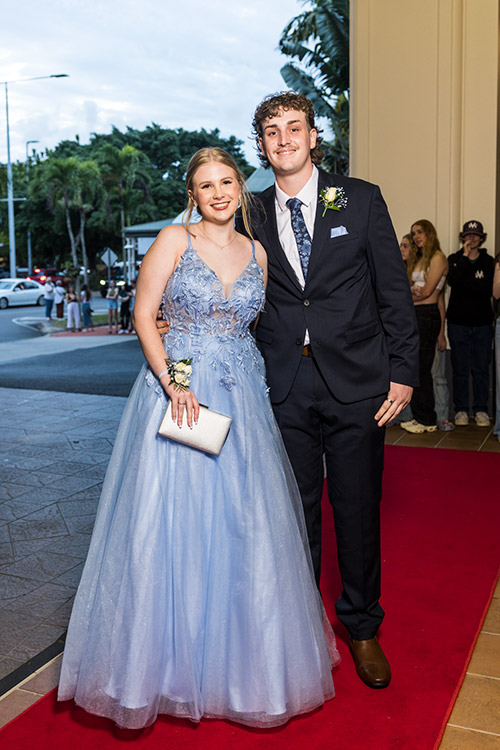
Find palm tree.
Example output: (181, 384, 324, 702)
(44, 157, 80, 269)
(279, 0, 349, 173)
(97, 144, 151, 278)
(74, 160, 102, 280)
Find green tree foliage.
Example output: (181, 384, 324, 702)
(53, 124, 251, 219)
(73, 160, 102, 278)
(97, 143, 152, 240)
(44, 157, 81, 270)
(0, 124, 250, 272)
(279, 0, 349, 174)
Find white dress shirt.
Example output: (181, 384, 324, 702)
(274, 165, 319, 288)
(274, 165, 319, 345)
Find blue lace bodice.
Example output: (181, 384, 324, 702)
(147, 233, 266, 392)
(162, 234, 264, 335)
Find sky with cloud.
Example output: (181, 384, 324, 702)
(1, 0, 305, 167)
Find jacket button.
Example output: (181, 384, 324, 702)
(296, 338, 302, 346)
(303, 299, 310, 307)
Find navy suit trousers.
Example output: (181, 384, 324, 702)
(271, 355, 386, 641)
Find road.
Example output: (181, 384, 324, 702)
(0, 338, 145, 396)
(0, 296, 145, 397)
(0, 307, 42, 343)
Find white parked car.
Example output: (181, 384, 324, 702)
(0, 278, 45, 309)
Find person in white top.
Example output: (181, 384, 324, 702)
(400, 220, 448, 433)
(43, 276, 55, 320)
(53, 280, 66, 319)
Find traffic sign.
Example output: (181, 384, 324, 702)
(101, 248, 118, 266)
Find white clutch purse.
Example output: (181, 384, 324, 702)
(158, 402, 232, 456)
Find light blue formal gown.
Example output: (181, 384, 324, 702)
(58, 233, 339, 729)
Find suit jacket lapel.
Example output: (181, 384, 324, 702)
(258, 187, 303, 293)
(305, 169, 333, 284)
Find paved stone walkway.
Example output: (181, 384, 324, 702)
(0, 386, 126, 681)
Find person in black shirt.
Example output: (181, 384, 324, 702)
(446, 221, 494, 427)
(493, 257, 500, 441)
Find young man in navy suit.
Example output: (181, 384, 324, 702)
(250, 93, 419, 688)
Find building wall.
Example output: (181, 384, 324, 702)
(350, 0, 500, 256)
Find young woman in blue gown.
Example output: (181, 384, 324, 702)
(58, 148, 339, 730)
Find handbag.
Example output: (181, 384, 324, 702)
(158, 401, 232, 456)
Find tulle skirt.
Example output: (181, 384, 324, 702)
(58, 343, 339, 729)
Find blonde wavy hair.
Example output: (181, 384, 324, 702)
(183, 147, 254, 239)
(407, 219, 444, 282)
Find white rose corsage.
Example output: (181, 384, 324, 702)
(163, 356, 193, 392)
(320, 186, 348, 217)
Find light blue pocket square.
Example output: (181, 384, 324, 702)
(331, 226, 348, 238)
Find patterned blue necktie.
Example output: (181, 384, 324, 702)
(286, 197, 312, 279)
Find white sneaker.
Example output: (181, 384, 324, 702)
(475, 412, 490, 427)
(454, 411, 469, 426)
(400, 419, 437, 434)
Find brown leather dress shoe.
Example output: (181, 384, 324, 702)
(349, 635, 391, 688)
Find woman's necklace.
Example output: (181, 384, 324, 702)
(198, 223, 237, 251)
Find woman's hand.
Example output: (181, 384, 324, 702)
(411, 285, 423, 299)
(437, 332, 447, 352)
(162, 379, 200, 428)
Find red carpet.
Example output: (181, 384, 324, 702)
(2, 446, 498, 750)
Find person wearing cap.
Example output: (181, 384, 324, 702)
(446, 221, 495, 427)
(493, 255, 500, 441)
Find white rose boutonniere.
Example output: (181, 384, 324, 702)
(320, 186, 348, 217)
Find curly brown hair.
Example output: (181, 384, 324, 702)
(252, 92, 324, 168)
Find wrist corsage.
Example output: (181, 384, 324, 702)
(160, 356, 193, 392)
(320, 186, 348, 217)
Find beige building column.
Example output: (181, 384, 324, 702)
(350, 0, 500, 256)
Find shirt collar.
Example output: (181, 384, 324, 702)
(275, 165, 319, 213)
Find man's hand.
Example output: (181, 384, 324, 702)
(374, 382, 413, 427)
(156, 310, 170, 336)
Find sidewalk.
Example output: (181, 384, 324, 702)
(0, 385, 127, 685)
(0, 322, 139, 686)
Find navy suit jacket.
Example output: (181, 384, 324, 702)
(249, 168, 419, 404)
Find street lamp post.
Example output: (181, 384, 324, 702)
(2, 74, 69, 277)
(25, 139, 39, 274)
(4, 82, 15, 278)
